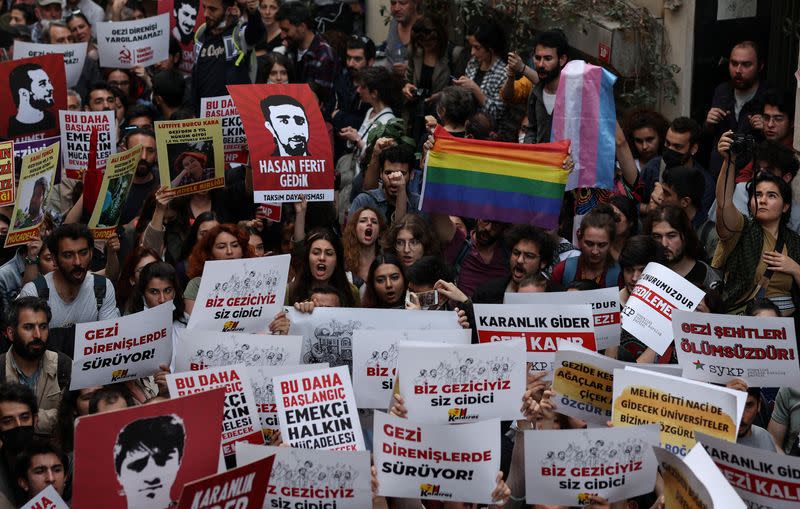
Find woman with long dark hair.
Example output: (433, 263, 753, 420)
(361, 254, 406, 308)
(287, 228, 358, 307)
(115, 246, 161, 309)
(453, 21, 507, 126)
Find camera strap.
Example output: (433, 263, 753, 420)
(755, 227, 785, 301)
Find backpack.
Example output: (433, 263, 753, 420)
(0, 351, 71, 390)
(562, 256, 620, 288)
(33, 274, 107, 358)
(195, 20, 258, 83)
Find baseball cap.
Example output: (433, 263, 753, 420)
(36, 0, 62, 7)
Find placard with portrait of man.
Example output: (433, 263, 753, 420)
(228, 84, 334, 203)
(0, 54, 67, 141)
(72, 389, 225, 509)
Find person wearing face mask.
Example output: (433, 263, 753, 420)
(0, 383, 39, 507)
(640, 116, 715, 218)
(0, 298, 70, 438)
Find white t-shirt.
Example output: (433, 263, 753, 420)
(18, 272, 119, 328)
(734, 88, 757, 119)
(543, 91, 556, 115)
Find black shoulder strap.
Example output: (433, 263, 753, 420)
(0, 354, 5, 383)
(56, 352, 71, 390)
(92, 274, 107, 319)
(33, 274, 49, 300)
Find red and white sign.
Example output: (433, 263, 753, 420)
(58, 110, 116, 178)
(0, 54, 67, 141)
(20, 485, 69, 509)
(73, 389, 226, 508)
(621, 263, 705, 355)
(273, 365, 365, 451)
(175, 455, 274, 509)
(166, 364, 264, 459)
(96, 14, 170, 68)
(474, 303, 596, 374)
(200, 95, 247, 164)
(228, 84, 334, 203)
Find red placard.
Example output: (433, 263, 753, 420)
(72, 389, 226, 509)
(176, 455, 274, 509)
(598, 42, 611, 64)
(157, 0, 205, 76)
(228, 84, 334, 203)
(0, 54, 67, 141)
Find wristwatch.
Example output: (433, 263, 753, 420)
(23, 256, 38, 265)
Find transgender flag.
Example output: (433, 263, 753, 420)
(551, 60, 617, 191)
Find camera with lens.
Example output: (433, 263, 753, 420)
(411, 88, 430, 100)
(729, 133, 756, 157)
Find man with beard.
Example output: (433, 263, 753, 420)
(332, 36, 375, 159)
(706, 41, 769, 177)
(349, 145, 419, 223)
(644, 205, 721, 291)
(0, 298, 71, 437)
(431, 211, 509, 298)
(276, 3, 337, 116)
(519, 30, 568, 144)
(18, 223, 119, 356)
(172, 0, 200, 76)
(261, 94, 311, 156)
(119, 128, 159, 226)
(470, 224, 556, 304)
(7, 63, 56, 139)
(191, 0, 263, 111)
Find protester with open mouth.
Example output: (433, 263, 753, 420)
(286, 227, 359, 308)
(343, 206, 386, 290)
(361, 254, 406, 309)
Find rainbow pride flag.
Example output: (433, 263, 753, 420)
(421, 127, 570, 228)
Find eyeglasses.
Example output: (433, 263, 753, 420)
(65, 9, 82, 21)
(395, 238, 421, 249)
(108, 79, 130, 88)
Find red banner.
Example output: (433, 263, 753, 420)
(228, 84, 334, 203)
(0, 54, 66, 141)
(72, 388, 226, 508)
(176, 455, 274, 509)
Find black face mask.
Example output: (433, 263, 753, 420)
(1, 425, 34, 454)
(662, 148, 690, 169)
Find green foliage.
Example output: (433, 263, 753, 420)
(445, 0, 679, 109)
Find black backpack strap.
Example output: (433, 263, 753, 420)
(55, 351, 71, 391)
(92, 274, 107, 320)
(0, 354, 5, 383)
(33, 274, 49, 300)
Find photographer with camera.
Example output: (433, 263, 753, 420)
(706, 41, 769, 177)
(714, 129, 800, 316)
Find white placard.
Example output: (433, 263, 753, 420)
(524, 425, 660, 505)
(352, 329, 471, 409)
(187, 254, 290, 333)
(684, 441, 747, 508)
(200, 94, 246, 164)
(697, 432, 798, 508)
(13, 41, 87, 88)
(612, 367, 745, 456)
(473, 303, 596, 373)
(166, 364, 264, 458)
(71, 302, 173, 390)
(174, 330, 302, 372)
(373, 411, 499, 504)
(20, 485, 69, 509)
(673, 309, 800, 387)
(96, 13, 170, 68)
(397, 340, 526, 423)
(58, 110, 116, 178)
(621, 262, 705, 355)
(287, 307, 460, 368)
(505, 287, 621, 350)
(273, 365, 365, 451)
(236, 443, 373, 509)
(653, 446, 715, 507)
